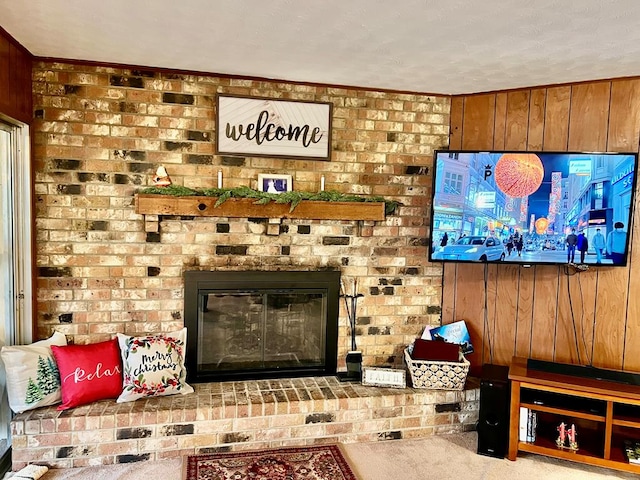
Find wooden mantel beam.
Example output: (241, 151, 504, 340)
(134, 194, 386, 222)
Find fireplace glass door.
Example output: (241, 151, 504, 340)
(198, 290, 327, 375)
(185, 270, 340, 382)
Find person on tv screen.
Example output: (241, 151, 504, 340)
(506, 236, 514, 256)
(577, 230, 589, 264)
(566, 228, 577, 263)
(515, 235, 524, 257)
(592, 228, 606, 264)
(440, 232, 448, 247)
(606, 222, 627, 264)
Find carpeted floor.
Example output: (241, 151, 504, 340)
(8, 432, 639, 479)
(343, 432, 637, 480)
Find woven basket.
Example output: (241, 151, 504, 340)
(403, 347, 470, 390)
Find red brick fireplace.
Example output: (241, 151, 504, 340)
(18, 60, 475, 470)
(32, 60, 449, 373)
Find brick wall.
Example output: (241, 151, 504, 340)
(32, 61, 450, 369)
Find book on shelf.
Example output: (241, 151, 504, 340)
(624, 440, 640, 464)
(518, 407, 537, 443)
(526, 410, 537, 443)
(519, 407, 528, 441)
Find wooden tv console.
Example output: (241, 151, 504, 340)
(508, 356, 640, 474)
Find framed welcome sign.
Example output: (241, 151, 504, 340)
(216, 94, 333, 161)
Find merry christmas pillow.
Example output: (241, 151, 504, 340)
(0, 331, 67, 413)
(116, 328, 193, 403)
(51, 337, 123, 410)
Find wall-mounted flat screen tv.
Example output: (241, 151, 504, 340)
(429, 150, 638, 267)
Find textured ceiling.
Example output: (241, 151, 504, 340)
(2, 0, 640, 95)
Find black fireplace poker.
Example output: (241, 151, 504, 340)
(339, 278, 363, 381)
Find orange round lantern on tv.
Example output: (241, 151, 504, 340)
(495, 154, 544, 198)
(535, 217, 549, 234)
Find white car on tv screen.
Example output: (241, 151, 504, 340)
(432, 235, 506, 262)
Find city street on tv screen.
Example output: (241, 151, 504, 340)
(430, 151, 637, 267)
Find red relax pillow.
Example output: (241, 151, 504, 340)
(51, 338, 123, 410)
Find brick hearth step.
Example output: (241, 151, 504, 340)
(10, 376, 479, 470)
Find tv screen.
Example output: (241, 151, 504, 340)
(429, 150, 638, 267)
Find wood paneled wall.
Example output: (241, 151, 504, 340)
(0, 27, 32, 124)
(445, 79, 640, 374)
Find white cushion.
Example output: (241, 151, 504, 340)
(116, 328, 193, 403)
(0, 331, 67, 413)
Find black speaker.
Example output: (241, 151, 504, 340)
(477, 364, 510, 458)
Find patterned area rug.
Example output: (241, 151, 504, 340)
(185, 444, 358, 480)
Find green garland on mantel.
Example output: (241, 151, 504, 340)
(139, 185, 401, 216)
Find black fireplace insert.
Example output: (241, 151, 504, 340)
(184, 270, 340, 382)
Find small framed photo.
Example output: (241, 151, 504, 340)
(258, 174, 292, 194)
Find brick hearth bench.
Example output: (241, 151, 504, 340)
(10, 376, 479, 470)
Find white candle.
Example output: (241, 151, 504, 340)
(320, 175, 325, 191)
(217, 170, 223, 188)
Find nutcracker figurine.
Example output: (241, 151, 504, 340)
(556, 422, 567, 448)
(567, 423, 578, 451)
